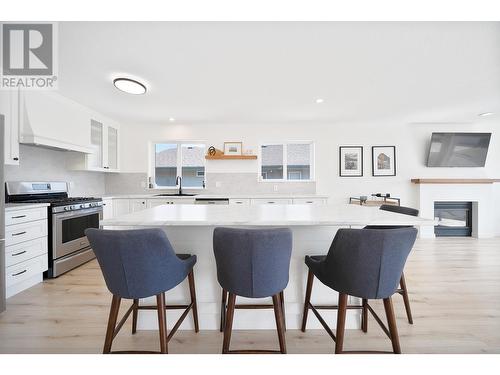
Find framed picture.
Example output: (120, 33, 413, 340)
(372, 146, 396, 176)
(224, 142, 242, 156)
(339, 146, 363, 177)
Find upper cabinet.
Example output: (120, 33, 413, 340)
(68, 116, 120, 172)
(0, 89, 20, 165)
(20, 91, 93, 153)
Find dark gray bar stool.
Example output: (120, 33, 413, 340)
(365, 204, 420, 324)
(301, 227, 417, 354)
(86, 228, 199, 354)
(213, 227, 292, 354)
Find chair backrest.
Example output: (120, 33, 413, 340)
(322, 228, 417, 299)
(213, 227, 292, 298)
(85, 228, 188, 299)
(380, 204, 419, 217)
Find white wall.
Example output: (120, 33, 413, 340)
(119, 119, 500, 235)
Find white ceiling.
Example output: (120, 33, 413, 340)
(57, 22, 500, 125)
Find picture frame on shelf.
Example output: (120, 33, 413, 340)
(224, 142, 243, 156)
(372, 146, 396, 176)
(339, 146, 363, 177)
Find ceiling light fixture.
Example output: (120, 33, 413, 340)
(113, 78, 147, 95)
(315, 98, 324, 104)
(169, 117, 175, 122)
(478, 112, 494, 117)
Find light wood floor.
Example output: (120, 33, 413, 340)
(1, 237, 499, 354)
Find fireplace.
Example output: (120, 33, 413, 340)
(434, 202, 472, 237)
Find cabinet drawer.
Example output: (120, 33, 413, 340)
(6, 255, 46, 288)
(250, 198, 293, 205)
(5, 237, 48, 267)
(229, 199, 250, 205)
(5, 207, 47, 226)
(5, 219, 48, 246)
(292, 198, 327, 205)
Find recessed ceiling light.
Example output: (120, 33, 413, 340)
(169, 117, 175, 122)
(113, 78, 147, 95)
(478, 112, 494, 117)
(315, 98, 324, 104)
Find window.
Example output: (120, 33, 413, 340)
(260, 142, 314, 181)
(152, 142, 206, 188)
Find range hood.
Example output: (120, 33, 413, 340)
(19, 91, 94, 154)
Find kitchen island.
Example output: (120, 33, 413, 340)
(100, 204, 435, 331)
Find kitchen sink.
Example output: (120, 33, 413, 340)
(155, 193, 198, 197)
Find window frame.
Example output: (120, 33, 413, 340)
(150, 141, 206, 189)
(259, 141, 315, 182)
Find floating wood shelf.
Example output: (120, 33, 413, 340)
(411, 178, 500, 184)
(205, 154, 257, 160)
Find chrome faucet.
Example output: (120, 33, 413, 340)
(176, 176, 182, 195)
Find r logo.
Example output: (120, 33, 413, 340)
(2, 23, 53, 76)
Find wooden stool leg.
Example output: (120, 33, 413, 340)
(279, 290, 286, 331)
(334, 293, 348, 354)
(222, 293, 236, 354)
(103, 295, 121, 354)
(361, 298, 368, 333)
(188, 270, 200, 332)
(273, 294, 287, 354)
(156, 293, 168, 354)
(220, 289, 227, 332)
(399, 272, 413, 324)
(301, 270, 314, 332)
(132, 299, 139, 334)
(384, 297, 401, 354)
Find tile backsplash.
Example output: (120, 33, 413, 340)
(4, 145, 106, 197)
(105, 172, 316, 195)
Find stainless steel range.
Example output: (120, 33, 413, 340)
(5, 181, 103, 278)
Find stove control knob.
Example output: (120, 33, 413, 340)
(64, 207, 69, 211)
(80, 204, 84, 208)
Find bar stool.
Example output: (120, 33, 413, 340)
(301, 227, 417, 354)
(364, 204, 420, 324)
(85, 228, 199, 354)
(213, 227, 292, 354)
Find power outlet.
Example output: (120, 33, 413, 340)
(273, 184, 278, 192)
(216, 181, 222, 188)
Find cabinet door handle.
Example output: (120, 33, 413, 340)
(306, 201, 313, 204)
(12, 250, 27, 256)
(11, 215, 27, 219)
(267, 201, 275, 204)
(12, 270, 27, 277)
(13, 157, 19, 161)
(12, 231, 27, 236)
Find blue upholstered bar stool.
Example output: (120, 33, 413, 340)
(213, 227, 292, 354)
(364, 204, 420, 324)
(85, 228, 199, 354)
(301, 227, 417, 354)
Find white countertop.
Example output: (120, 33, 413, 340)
(102, 194, 328, 200)
(4, 203, 50, 211)
(101, 203, 435, 227)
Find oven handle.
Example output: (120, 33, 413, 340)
(53, 206, 103, 219)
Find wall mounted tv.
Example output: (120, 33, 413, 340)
(427, 132, 491, 167)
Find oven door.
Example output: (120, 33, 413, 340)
(52, 207, 102, 260)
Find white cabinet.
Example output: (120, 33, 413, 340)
(130, 199, 148, 212)
(4, 205, 48, 298)
(229, 199, 250, 205)
(250, 198, 293, 205)
(0, 89, 20, 165)
(147, 198, 195, 208)
(292, 198, 327, 205)
(102, 198, 114, 220)
(70, 118, 120, 172)
(112, 199, 131, 217)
